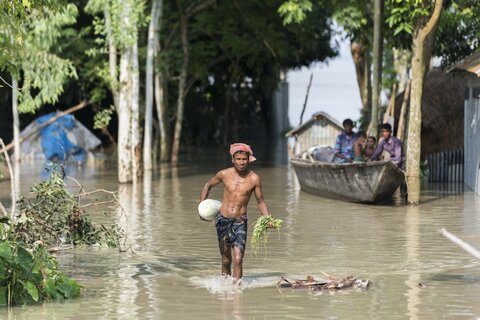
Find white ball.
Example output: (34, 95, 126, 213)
(198, 199, 222, 221)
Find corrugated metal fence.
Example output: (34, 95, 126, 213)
(427, 150, 464, 182)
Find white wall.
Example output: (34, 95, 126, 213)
(464, 77, 480, 194)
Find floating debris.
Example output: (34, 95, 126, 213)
(277, 274, 370, 292)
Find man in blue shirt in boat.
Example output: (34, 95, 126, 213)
(371, 123, 404, 168)
(334, 118, 356, 163)
(199, 143, 273, 285)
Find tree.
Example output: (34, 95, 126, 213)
(332, 0, 373, 129)
(171, 0, 216, 166)
(144, 0, 162, 170)
(167, 0, 336, 150)
(86, 0, 144, 183)
(371, 0, 384, 139)
(387, 0, 444, 204)
(4, 4, 77, 159)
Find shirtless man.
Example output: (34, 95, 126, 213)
(199, 143, 273, 283)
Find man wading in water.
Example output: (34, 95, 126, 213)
(199, 143, 274, 284)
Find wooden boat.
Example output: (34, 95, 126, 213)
(290, 158, 405, 203)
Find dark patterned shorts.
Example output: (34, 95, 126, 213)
(215, 212, 247, 253)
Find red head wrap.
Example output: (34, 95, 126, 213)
(229, 143, 256, 162)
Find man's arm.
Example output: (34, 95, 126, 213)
(391, 140, 402, 166)
(200, 171, 223, 202)
(370, 140, 384, 161)
(334, 135, 345, 159)
(253, 176, 271, 217)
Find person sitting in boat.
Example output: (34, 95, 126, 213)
(365, 136, 376, 161)
(334, 118, 356, 163)
(353, 131, 367, 162)
(371, 123, 404, 168)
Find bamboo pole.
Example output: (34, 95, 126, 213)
(383, 83, 396, 124)
(397, 80, 411, 141)
(298, 73, 314, 127)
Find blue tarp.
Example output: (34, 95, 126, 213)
(35, 113, 87, 161)
(19, 112, 101, 161)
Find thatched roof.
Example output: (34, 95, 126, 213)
(395, 69, 465, 157)
(450, 51, 480, 77)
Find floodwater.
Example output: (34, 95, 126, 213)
(1, 158, 480, 320)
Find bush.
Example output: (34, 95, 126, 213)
(15, 167, 122, 247)
(0, 219, 81, 306)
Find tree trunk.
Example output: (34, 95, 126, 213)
(118, 47, 132, 183)
(406, 0, 443, 204)
(0, 139, 15, 219)
(143, 0, 160, 171)
(370, 0, 384, 140)
(153, 0, 169, 162)
(223, 77, 234, 146)
(104, 7, 119, 109)
(12, 77, 20, 206)
(12, 78, 20, 164)
(155, 74, 170, 162)
(351, 41, 371, 113)
(131, 40, 142, 181)
(393, 48, 410, 93)
(383, 83, 396, 125)
(397, 79, 411, 141)
(172, 1, 188, 166)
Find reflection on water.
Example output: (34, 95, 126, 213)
(1, 160, 480, 319)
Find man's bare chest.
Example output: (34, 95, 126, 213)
(223, 177, 254, 195)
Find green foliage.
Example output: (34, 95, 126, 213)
(386, 0, 435, 34)
(435, 1, 480, 67)
(332, 0, 372, 45)
(15, 166, 123, 248)
(250, 215, 283, 256)
(0, 236, 81, 306)
(0, 0, 66, 71)
(16, 4, 78, 113)
(86, 0, 146, 49)
(278, 0, 313, 25)
(94, 106, 114, 129)
(385, 0, 479, 66)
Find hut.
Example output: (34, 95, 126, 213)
(394, 69, 465, 157)
(286, 111, 343, 156)
(453, 52, 480, 194)
(393, 69, 465, 183)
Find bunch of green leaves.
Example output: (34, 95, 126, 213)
(250, 215, 283, 256)
(0, 219, 81, 306)
(278, 0, 313, 25)
(93, 107, 114, 129)
(15, 167, 122, 248)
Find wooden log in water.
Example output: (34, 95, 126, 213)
(277, 275, 370, 291)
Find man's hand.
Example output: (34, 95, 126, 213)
(263, 215, 275, 228)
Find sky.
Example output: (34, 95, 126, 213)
(287, 38, 362, 129)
